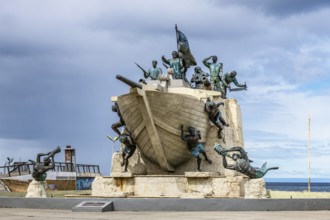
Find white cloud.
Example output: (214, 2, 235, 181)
(0, 0, 329, 177)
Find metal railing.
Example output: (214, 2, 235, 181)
(0, 162, 100, 178)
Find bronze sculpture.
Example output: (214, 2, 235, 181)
(29, 146, 61, 181)
(135, 60, 162, 80)
(205, 97, 229, 140)
(190, 66, 211, 89)
(162, 51, 185, 80)
(119, 127, 137, 172)
(202, 55, 223, 91)
(181, 125, 212, 171)
(220, 71, 247, 99)
(111, 102, 126, 136)
(214, 144, 279, 178)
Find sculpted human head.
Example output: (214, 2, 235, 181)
(212, 56, 218, 63)
(188, 126, 195, 134)
(230, 71, 237, 77)
(172, 51, 178, 58)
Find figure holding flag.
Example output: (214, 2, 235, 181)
(161, 51, 185, 80)
(175, 25, 197, 83)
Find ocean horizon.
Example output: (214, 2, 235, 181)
(265, 178, 330, 192)
(265, 178, 330, 183)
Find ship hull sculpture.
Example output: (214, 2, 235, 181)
(93, 25, 279, 198)
(115, 75, 210, 172)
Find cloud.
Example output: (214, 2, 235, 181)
(0, 0, 329, 177)
(212, 0, 330, 17)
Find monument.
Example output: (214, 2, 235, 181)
(93, 25, 278, 199)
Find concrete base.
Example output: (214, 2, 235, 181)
(1, 197, 330, 211)
(92, 173, 255, 198)
(25, 180, 47, 198)
(72, 201, 114, 212)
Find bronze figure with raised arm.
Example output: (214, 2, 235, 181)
(29, 146, 61, 181)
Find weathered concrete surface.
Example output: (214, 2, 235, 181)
(25, 180, 47, 198)
(212, 176, 247, 198)
(92, 175, 134, 197)
(2, 197, 330, 212)
(134, 176, 186, 197)
(92, 175, 256, 198)
(2, 209, 330, 220)
(244, 178, 268, 199)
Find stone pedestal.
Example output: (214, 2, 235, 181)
(212, 176, 247, 197)
(92, 175, 134, 198)
(184, 172, 220, 197)
(92, 173, 249, 198)
(244, 178, 268, 199)
(25, 180, 47, 198)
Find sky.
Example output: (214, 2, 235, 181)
(0, 0, 330, 178)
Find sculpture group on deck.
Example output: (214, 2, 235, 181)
(137, 53, 246, 99)
(205, 97, 229, 140)
(110, 25, 278, 178)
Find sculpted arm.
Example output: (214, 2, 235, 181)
(202, 56, 212, 68)
(221, 153, 236, 170)
(181, 125, 188, 141)
(162, 56, 170, 65)
(232, 78, 245, 87)
(36, 152, 51, 163)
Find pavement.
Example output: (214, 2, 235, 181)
(1, 209, 330, 220)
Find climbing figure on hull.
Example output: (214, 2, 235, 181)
(181, 125, 212, 171)
(119, 127, 137, 173)
(214, 144, 279, 178)
(205, 97, 229, 140)
(111, 102, 125, 137)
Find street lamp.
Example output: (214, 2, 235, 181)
(3, 157, 13, 174)
(107, 136, 119, 174)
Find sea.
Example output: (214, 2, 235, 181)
(265, 178, 330, 192)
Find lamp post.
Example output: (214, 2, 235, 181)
(308, 114, 311, 192)
(107, 136, 119, 174)
(3, 157, 13, 175)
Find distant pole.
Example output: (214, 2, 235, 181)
(107, 136, 119, 175)
(308, 114, 311, 192)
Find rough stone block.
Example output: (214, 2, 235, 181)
(110, 172, 133, 178)
(244, 178, 268, 199)
(25, 180, 47, 198)
(92, 176, 134, 197)
(133, 176, 186, 197)
(186, 178, 213, 196)
(185, 172, 220, 178)
(212, 176, 247, 198)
